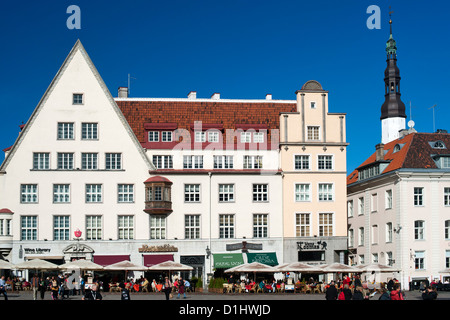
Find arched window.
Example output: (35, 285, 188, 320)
(433, 141, 446, 149)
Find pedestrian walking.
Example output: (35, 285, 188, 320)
(163, 276, 173, 300)
(39, 277, 46, 300)
(120, 283, 131, 300)
(0, 275, 8, 300)
(31, 274, 40, 300)
(177, 277, 187, 299)
(325, 280, 338, 300)
(422, 286, 438, 300)
(82, 284, 103, 300)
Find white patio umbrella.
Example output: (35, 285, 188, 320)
(356, 263, 400, 273)
(104, 260, 148, 271)
(147, 260, 193, 278)
(225, 262, 278, 283)
(15, 258, 59, 271)
(319, 263, 361, 273)
(276, 262, 324, 273)
(0, 259, 15, 270)
(58, 259, 104, 271)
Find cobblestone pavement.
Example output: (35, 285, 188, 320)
(3, 289, 450, 300)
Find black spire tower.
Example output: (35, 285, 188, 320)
(380, 14, 406, 120)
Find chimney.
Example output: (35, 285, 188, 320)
(375, 143, 384, 161)
(211, 93, 220, 100)
(266, 94, 272, 100)
(118, 87, 129, 98)
(188, 91, 197, 99)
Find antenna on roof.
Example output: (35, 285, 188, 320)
(428, 104, 437, 132)
(408, 100, 416, 128)
(128, 74, 136, 97)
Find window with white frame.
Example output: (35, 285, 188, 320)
(57, 153, 74, 170)
(243, 155, 263, 169)
(73, 93, 83, 105)
(0, 219, 11, 236)
(414, 220, 425, 240)
(207, 131, 220, 143)
(358, 197, 365, 215)
(371, 225, 379, 244)
(81, 123, 98, 140)
(372, 253, 379, 263)
(82, 153, 98, 170)
(161, 131, 173, 142)
(348, 229, 354, 247)
(446, 250, 450, 269)
(219, 184, 234, 202)
(347, 200, 354, 217)
(105, 153, 122, 170)
(359, 255, 365, 265)
(86, 184, 102, 203)
(319, 213, 333, 236)
(150, 215, 166, 239)
(53, 216, 70, 241)
(445, 220, 450, 240)
(183, 155, 203, 169)
(118, 215, 134, 240)
(414, 187, 424, 206)
(86, 215, 102, 240)
(307, 126, 320, 141)
(240, 132, 252, 143)
(385, 189, 393, 209)
(318, 155, 333, 170)
(118, 184, 134, 203)
(414, 251, 425, 270)
(33, 153, 50, 170)
(294, 155, 310, 170)
(148, 131, 159, 142)
(386, 222, 393, 243)
(318, 183, 333, 201)
(444, 188, 450, 206)
(359, 227, 365, 246)
(214, 155, 233, 169)
(295, 184, 311, 202)
(53, 184, 70, 203)
(195, 131, 206, 142)
(253, 214, 268, 238)
(371, 193, 378, 212)
(57, 122, 74, 140)
(21, 184, 38, 203)
(253, 184, 268, 202)
(219, 214, 235, 239)
(296, 213, 310, 237)
(386, 252, 393, 266)
(185, 184, 200, 202)
(152, 155, 173, 169)
(253, 132, 264, 143)
(185, 215, 200, 239)
(21, 216, 37, 240)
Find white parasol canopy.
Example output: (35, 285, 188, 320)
(276, 262, 324, 273)
(147, 260, 193, 271)
(356, 263, 400, 273)
(319, 263, 361, 273)
(104, 260, 148, 271)
(15, 258, 59, 270)
(58, 259, 104, 271)
(0, 259, 15, 270)
(224, 262, 277, 273)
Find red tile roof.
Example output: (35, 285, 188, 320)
(347, 132, 450, 185)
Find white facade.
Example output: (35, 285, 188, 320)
(381, 117, 405, 144)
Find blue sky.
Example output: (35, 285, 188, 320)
(0, 0, 449, 172)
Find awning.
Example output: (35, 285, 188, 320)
(143, 254, 174, 267)
(246, 252, 278, 266)
(93, 255, 130, 266)
(213, 253, 244, 269)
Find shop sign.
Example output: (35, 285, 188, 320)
(24, 248, 51, 254)
(297, 241, 327, 251)
(138, 244, 178, 253)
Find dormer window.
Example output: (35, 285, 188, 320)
(393, 144, 401, 153)
(433, 141, 446, 149)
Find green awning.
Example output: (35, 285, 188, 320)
(213, 253, 244, 269)
(246, 252, 278, 266)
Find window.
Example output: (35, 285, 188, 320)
(296, 213, 310, 237)
(219, 214, 235, 239)
(358, 197, 365, 215)
(86, 216, 102, 240)
(414, 251, 425, 270)
(253, 214, 268, 238)
(446, 251, 450, 269)
(433, 141, 446, 149)
(243, 156, 263, 169)
(359, 255, 365, 265)
(385, 190, 393, 209)
(183, 155, 203, 169)
(386, 222, 393, 243)
(347, 200, 354, 217)
(57, 122, 74, 140)
(445, 220, 450, 240)
(153, 155, 173, 169)
(150, 215, 166, 239)
(73, 93, 83, 105)
(358, 227, 365, 246)
(214, 155, 233, 169)
(219, 184, 234, 202)
(53, 216, 70, 241)
(208, 131, 219, 143)
(240, 132, 252, 143)
(148, 131, 159, 142)
(185, 184, 200, 202)
(33, 153, 50, 170)
(195, 131, 206, 142)
(372, 253, 379, 263)
(414, 187, 424, 206)
(21, 184, 38, 203)
(161, 131, 172, 142)
(310, 101, 316, 109)
(295, 184, 311, 202)
(444, 188, 450, 206)
(371, 193, 378, 212)
(0, 218, 12, 236)
(82, 153, 98, 170)
(253, 184, 268, 202)
(118, 216, 134, 240)
(371, 225, 379, 244)
(387, 252, 393, 266)
(86, 184, 102, 203)
(53, 184, 70, 203)
(81, 123, 98, 140)
(307, 126, 320, 141)
(185, 215, 200, 239)
(253, 132, 264, 143)
(319, 213, 333, 236)
(21, 216, 37, 240)
(414, 220, 425, 240)
(106, 153, 122, 170)
(318, 183, 333, 201)
(442, 157, 450, 169)
(118, 184, 134, 203)
(57, 153, 74, 170)
(318, 155, 333, 170)
(348, 229, 354, 247)
(294, 155, 310, 170)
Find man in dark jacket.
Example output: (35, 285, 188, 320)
(422, 286, 438, 300)
(325, 281, 338, 300)
(352, 286, 365, 300)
